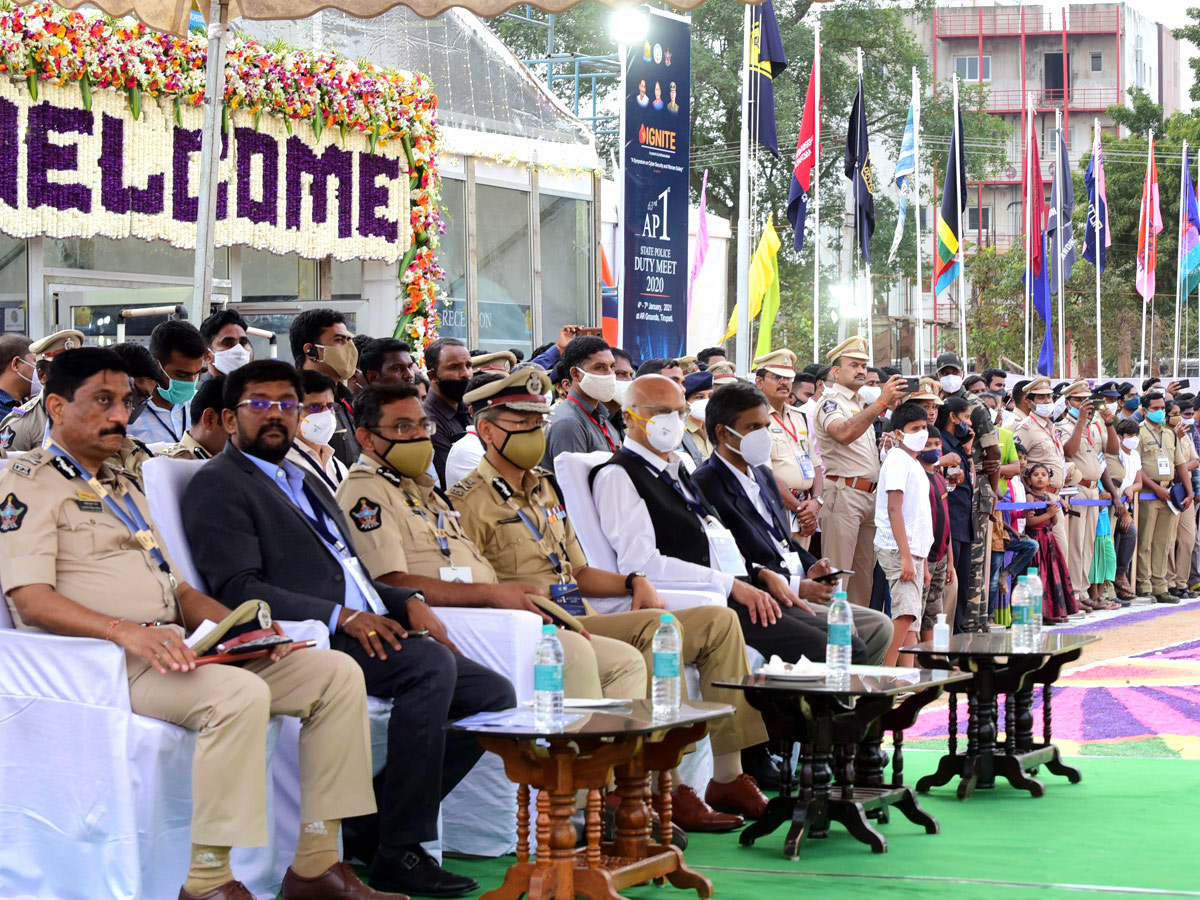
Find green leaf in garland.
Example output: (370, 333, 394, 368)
(173, 96, 183, 128)
(253, 108, 262, 133)
(79, 75, 92, 111)
(312, 111, 323, 141)
(284, 116, 293, 137)
(414, 229, 428, 246)
(398, 242, 418, 274)
(26, 73, 36, 102)
(339, 122, 348, 146)
(368, 125, 378, 155)
(221, 103, 230, 135)
(401, 133, 416, 172)
(393, 311, 415, 340)
(127, 85, 141, 120)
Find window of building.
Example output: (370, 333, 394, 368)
(474, 183, 533, 354)
(45, 236, 228, 279)
(435, 176, 468, 342)
(240, 249, 318, 303)
(966, 206, 991, 232)
(1091, 52, 1103, 73)
(954, 56, 991, 82)
(539, 193, 593, 344)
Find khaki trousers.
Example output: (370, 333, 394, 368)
(1067, 484, 1099, 597)
(127, 648, 375, 848)
(1171, 504, 1197, 589)
(558, 630, 647, 700)
(1137, 498, 1175, 596)
(583, 606, 768, 756)
(817, 479, 877, 608)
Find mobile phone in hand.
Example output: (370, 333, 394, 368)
(813, 569, 854, 584)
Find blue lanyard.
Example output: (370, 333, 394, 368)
(513, 507, 563, 573)
(620, 447, 711, 522)
(144, 403, 181, 442)
(403, 491, 451, 557)
(47, 444, 170, 574)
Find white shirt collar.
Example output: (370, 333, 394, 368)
(716, 451, 760, 496)
(624, 435, 682, 477)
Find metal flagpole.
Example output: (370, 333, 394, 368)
(858, 48, 874, 363)
(812, 15, 821, 364)
(1175, 141, 1188, 380)
(1025, 93, 1032, 375)
(952, 73, 968, 365)
(1054, 109, 1065, 379)
(1094, 117, 1102, 378)
(191, 0, 231, 325)
(912, 66, 924, 376)
(735, 5, 752, 374)
(1139, 129, 1153, 379)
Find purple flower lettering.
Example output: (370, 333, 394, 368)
(171, 126, 229, 223)
(27, 105, 92, 212)
(99, 114, 164, 215)
(285, 137, 353, 238)
(0, 98, 17, 207)
(235, 127, 278, 226)
(358, 153, 399, 242)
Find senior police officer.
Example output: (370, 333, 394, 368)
(1136, 392, 1188, 603)
(754, 348, 822, 546)
(812, 336, 906, 607)
(0, 329, 85, 451)
(470, 351, 517, 374)
(0, 347, 389, 900)
(450, 371, 773, 832)
(336, 377, 645, 700)
(1014, 376, 1070, 571)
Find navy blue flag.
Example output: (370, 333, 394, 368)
(1046, 129, 1076, 291)
(844, 75, 875, 263)
(1024, 230, 1055, 376)
(1082, 131, 1109, 274)
(749, 0, 787, 157)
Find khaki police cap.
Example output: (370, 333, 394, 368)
(1061, 379, 1091, 399)
(709, 361, 738, 384)
(30, 329, 85, 359)
(753, 348, 797, 378)
(464, 367, 551, 415)
(676, 355, 699, 374)
(826, 336, 870, 363)
(911, 378, 944, 404)
(471, 351, 517, 373)
(1025, 376, 1053, 398)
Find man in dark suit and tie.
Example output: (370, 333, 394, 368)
(691, 381, 893, 665)
(182, 360, 515, 898)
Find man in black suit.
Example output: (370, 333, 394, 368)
(692, 381, 892, 665)
(182, 360, 514, 898)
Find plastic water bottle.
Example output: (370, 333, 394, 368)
(1011, 576, 1036, 650)
(826, 591, 853, 687)
(533, 624, 564, 730)
(652, 614, 682, 716)
(1025, 567, 1045, 643)
(932, 613, 951, 651)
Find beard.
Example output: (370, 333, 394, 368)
(240, 423, 291, 463)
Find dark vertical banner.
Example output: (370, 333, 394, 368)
(621, 9, 690, 362)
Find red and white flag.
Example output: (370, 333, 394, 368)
(1136, 140, 1163, 303)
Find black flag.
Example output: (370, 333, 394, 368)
(844, 75, 875, 263)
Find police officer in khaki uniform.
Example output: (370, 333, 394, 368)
(450, 370, 773, 830)
(708, 361, 738, 386)
(470, 350, 517, 374)
(0, 329, 85, 451)
(754, 349, 822, 546)
(1014, 377, 1070, 562)
(813, 336, 907, 607)
(1138, 391, 1188, 602)
(336, 378, 645, 700)
(1169, 411, 1199, 596)
(1057, 380, 1110, 609)
(0, 348, 387, 900)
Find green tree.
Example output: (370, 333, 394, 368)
(1107, 87, 1165, 139)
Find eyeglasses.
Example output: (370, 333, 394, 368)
(629, 406, 687, 422)
(302, 401, 338, 415)
(377, 420, 437, 438)
(238, 398, 300, 414)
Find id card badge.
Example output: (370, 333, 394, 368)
(344, 558, 386, 615)
(439, 565, 474, 584)
(796, 451, 815, 480)
(782, 550, 803, 576)
(549, 582, 587, 616)
(1158, 455, 1172, 477)
(704, 520, 748, 576)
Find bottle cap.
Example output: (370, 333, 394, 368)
(660, 613, 675, 623)
(834, 591, 848, 600)
(1017, 575, 1028, 583)
(542, 624, 556, 635)
(936, 613, 946, 625)
(1027, 568, 1038, 576)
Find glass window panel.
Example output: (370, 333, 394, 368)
(539, 194, 593, 340)
(475, 183, 531, 353)
(45, 236, 228, 279)
(241, 250, 318, 303)
(332, 259, 362, 299)
(0, 237, 28, 334)
(436, 177, 468, 342)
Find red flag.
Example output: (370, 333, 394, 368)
(787, 58, 818, 253)
(1025, 130, 1046, 273)
(1136, 140, 1162, 303)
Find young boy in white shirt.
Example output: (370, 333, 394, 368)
(874, 402, 936, 666)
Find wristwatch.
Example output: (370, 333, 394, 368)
(624, 571, 647, 594)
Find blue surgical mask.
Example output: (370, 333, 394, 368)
(1147, 409, 1166, 425)
(954, 422, 969, 438)
(1067, 406, 1079, 419)
(918, 448, 942, 465)
(1125, 398, 1140, 411)
(157, 374, 198, 407)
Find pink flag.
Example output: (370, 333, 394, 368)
(1136, 141, 1163, 303)
(688, 169, 710, 315)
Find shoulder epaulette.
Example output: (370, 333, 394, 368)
(447, 475, 477, 498)
(375, 467, 404, 488)
(7, 448, 55, 479)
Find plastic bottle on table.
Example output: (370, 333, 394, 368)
(1024, 567, 1045, 644)
(826, 591, 853, 687)
(652, 613, 682, 716)
(1010, 576, 1034, 650)
(533, 624, 564, 729)
(932, 612, 951, 651)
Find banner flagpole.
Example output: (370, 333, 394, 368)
(1094, 117, 1102, 378)
(1054, 109, 1066, 378)
(812, 14, 821, 364)
(735, 5, 752, 374)
(1139, 129, 1154, 378)
(952, 73, 967, 365)
(1174, 140, 1187, 380)
(912, 65, 924, 376)
(858, 48, 874, 363)
(1025, 93, 1032, 375)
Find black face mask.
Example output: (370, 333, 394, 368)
(437, 377, 469, 403)
(955, 422, 970, 438)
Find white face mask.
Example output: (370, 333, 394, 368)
(858, 384, 882, 406)
(901, 429, 929, 453)
(612, 379, 632, 405)
(639, 411, 685, 452)
(1185, 416, 1196, 427)
(689, 398, 709, 422)
(1106, 402, 1119, 415)
(579, 371, 617, 404)
(16, 358, 40, 397)
(1051, 398, 1067, 420)
(212, 344, 251, 374)
(726, 425, 773, 467)
(1122, 436, 1140, 452)
(299, 409, 337, 446)
(1034, 402, 1055, 419)
(940, 374, 963, 394)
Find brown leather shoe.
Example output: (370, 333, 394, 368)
(282, 861, 409, 900)
(669, 784, 743, 832)
(178, 882, 255, 900)
(705, 774, 769, 820)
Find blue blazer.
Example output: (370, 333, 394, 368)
(692, 454, 819, 579)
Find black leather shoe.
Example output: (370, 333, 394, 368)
(371, 848, 478, 899)
(1155, 593, 1181, 605)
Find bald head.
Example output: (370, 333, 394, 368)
(623, 374, 688, 457)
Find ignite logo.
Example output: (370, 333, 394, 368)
(638, 122, 677, 151)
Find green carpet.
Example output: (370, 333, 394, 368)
(442, 753, 1200, 899)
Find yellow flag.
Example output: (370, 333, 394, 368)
(721, 221, 781, 343)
